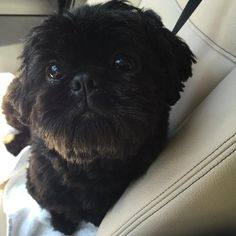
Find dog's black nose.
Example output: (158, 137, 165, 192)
(71, 73, 97, 95)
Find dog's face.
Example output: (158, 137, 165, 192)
(4, 1, 195, 164)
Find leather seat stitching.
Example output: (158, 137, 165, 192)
(112, 133, 236, 235)
(125, 148, 236, 235)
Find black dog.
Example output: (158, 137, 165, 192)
(2, 0, 195, 234)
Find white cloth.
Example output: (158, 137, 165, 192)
(3, 147, 97, 236)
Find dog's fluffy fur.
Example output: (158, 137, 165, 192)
(2, 0, 195, 234)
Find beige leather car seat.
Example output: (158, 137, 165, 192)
(86, 0, 236, 235)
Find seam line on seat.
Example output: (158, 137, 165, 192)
(126, 148, 236, 235)
(112, 133, 236, 235)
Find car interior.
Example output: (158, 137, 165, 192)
(0, 0, 236, 235)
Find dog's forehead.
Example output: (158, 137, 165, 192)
(39, 12, 146, 63)
(70, 13, 143, 47)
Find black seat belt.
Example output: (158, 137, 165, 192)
(172, 0, 202, 34)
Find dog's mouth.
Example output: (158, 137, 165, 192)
(34, 104, 150, 165)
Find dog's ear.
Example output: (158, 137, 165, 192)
(2, 27, 39, 129)
(1, 23, 44, 153)
(141, 10, 196, 106)
(2, 76, 31, 155)
(2, 76, 29, 130)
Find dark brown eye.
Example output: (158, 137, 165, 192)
(46, 63, 64, 80)
(113, 55, 136, 72)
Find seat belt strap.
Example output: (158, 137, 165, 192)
(172, 0, 202, 34)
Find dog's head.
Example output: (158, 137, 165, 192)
(4, 0, 195, 164)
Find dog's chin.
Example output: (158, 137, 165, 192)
(34, 109, 148, 165)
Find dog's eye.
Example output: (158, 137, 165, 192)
(46, 63, 64, 80)
(113, 55, 136, 72)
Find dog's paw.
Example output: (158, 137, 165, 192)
(50, 211, 78, 235)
